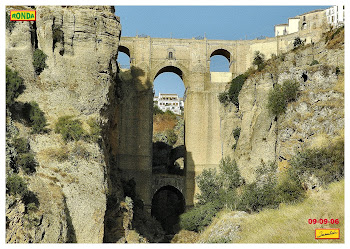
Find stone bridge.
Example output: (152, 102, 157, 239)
(115, 30, 323, 211)
(152, 174, 186, 197)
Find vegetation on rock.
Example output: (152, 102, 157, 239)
(6, 12, 16, 32)
(291, 139, 344, 186)
(16, 153, 37, 174)
(293, 37, 304, 49)
(218, 72, 249, 108)
(87, 117, 102, 143)
(6, 66, 25, 107)
(310, 59, 319, 66)
(33, 49, 47, 75)
(252, 51, 265, 71)
(267, 79, 299, 116)
(55, 116, 86, 142)
(23, 101, 48, 133)
(6, 174, 28, 196)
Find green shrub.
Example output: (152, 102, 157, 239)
(290, 140, 344, 185)
(253, 51, 265, 71)
(233, 127, 241, 141)
(87, 118, 101, 143)
(55, 116, 86, 142)
(275, 168, 305, 204)
(153, 104, 164, 115)
(196, 157, 243, 208)
(293, 37, 304, 49)
(23, 101, 47, 133)
(282, 80, 299, 102)
(267, 84, 285, 116)
(228, 73, 248, 108)
(310, 60, 319, 66)
(165, 129, 177, 146)
(279, 53, 286, 62)
(267, 80, 299, 116)
(33, 49, 47, 75)
(6, 66, 25, 107)
(218, 92, 229, 105)
(180, 202, 219, 232)
(335, 66, 341, 75)
(238, 163, 279, 212)
(6, 12, 16, 32)
(17, 153, 37, 174)
(164, 109, 176, 117)
(13, 137, 30, 154)
(219, 157, 244, 190)
(52, 24, 64, 46)
(26, 202, 38, 212)
(195, 168, 222, 205)
(6, 174, 28, 196)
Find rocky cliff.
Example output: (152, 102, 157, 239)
(6, 6, 123, 243)
(220, 28, 344, 183)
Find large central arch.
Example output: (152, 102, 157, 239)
(154, 65, 184, 81)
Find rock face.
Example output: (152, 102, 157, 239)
(220, 36, 344, 182)
(6, 6, 122, 243)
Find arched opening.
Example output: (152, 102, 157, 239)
(151, 185, 185, 235)
(210, 49, 231, 72)
(117, 46, 131, 69)
(302, 22, 307, 30)
(153, 66, 185, 176)
(154, 66, 183, 81)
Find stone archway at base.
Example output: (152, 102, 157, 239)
(151, 185, 185, 235)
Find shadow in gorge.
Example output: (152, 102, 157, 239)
(152, 142, 184, 175)
(151, 185, 185, 241)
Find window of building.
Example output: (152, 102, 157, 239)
(169, 52, 173, 59)
(303, 16, 306, 21)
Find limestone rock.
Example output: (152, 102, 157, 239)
(6, 5, 122, 243)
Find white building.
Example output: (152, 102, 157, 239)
(275, 9, 327, 37)
(154, 93, 184, 115)
(326, 5, 345, 27)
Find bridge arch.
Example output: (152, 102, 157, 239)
(153, 65, 184, 81)
(118, 45, 131, 57)
(151, 185, 185, 234)
(117, 45, 132, 69)
(210, 48, 231, 63)
(209, 48, 231, 72)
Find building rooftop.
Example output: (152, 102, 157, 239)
(275, 23, 288, 27)
(297, 9, 326, 16)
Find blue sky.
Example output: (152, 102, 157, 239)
(115, 6, 330, 97)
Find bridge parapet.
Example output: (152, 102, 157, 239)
(152, 174, 186, 197)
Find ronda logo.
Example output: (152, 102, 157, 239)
(10, 10, 36, 21)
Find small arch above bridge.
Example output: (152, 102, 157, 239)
(210, 48, 231, 63)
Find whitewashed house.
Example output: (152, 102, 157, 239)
(154, 93, 184, 115)
(326, 5, 345, 27)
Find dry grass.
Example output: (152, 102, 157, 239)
(171, 230, 200, 243)
(326, 28, 344, 49)
(313, 100, 343, 109)
(37, 172, 59, 183)
(333, 74, 344, 93)
(39, 146, 69, 162)
(153, 114, 177, 133)
(234, 180, 344, 243)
